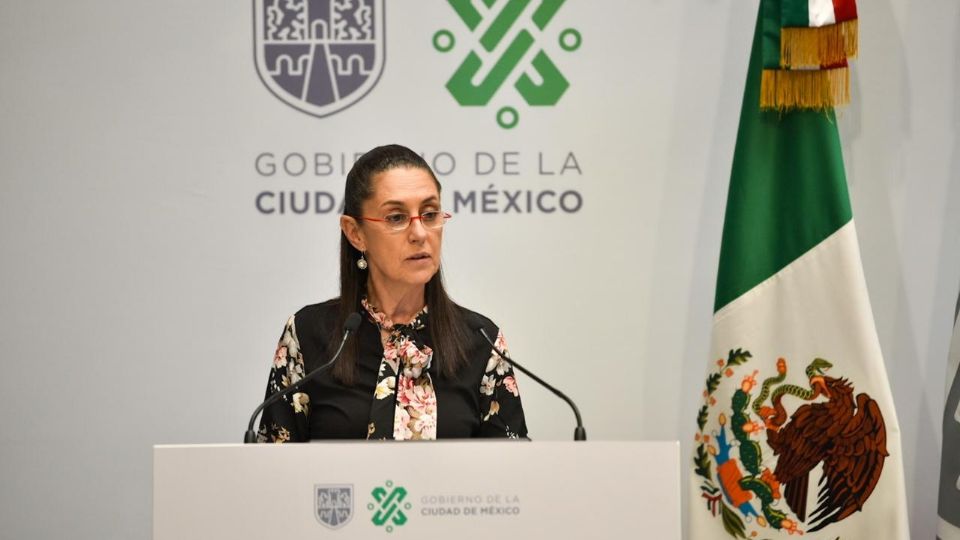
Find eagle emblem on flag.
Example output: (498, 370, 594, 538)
(694, 349, 887, 537)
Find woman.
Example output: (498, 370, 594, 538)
(257, 144, 527, 442)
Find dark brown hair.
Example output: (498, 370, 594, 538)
(330, 144, 469, 383)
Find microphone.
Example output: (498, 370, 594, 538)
(243, 312, 362, 443)
(472, 322, 587, 441)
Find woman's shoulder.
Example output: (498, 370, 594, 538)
(452, 304, 500, 338)
(291, 298, 341, 335)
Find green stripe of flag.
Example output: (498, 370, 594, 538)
(713, 3, 852, 313)
(781, 0, 811, 27)
(761, 0, 784, 69)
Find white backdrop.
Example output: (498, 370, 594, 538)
(0, 1, 957, 539)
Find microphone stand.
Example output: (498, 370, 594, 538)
(243, 314, 360, 443)
(478, 327, 587, 441)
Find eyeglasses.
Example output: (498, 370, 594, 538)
(359, 211, 452, 232)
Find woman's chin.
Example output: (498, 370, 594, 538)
(377, 269, 438, 290)
(407, 267, 440, 286)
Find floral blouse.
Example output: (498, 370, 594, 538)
(257, 299, 527, 442)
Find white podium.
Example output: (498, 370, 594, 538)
(154, 441, 680, 539)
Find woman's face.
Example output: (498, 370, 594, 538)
(342, 166, 443, 294)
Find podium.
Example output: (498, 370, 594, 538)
(154, 441, 680, 539)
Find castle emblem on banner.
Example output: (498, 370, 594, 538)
(693, 349, 888, 538)
(315, 484, 354, 529)
(253, 0, 385, 118)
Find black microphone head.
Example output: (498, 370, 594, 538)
(345, 312, 362, 333)
(468, 315, 495, 345)
(466, 313, 486, 333)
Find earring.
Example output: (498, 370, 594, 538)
(357, 252, 368, 270)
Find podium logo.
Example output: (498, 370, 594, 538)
(434, 0, 581, 129)
(367, 480, 412, 533)
(314, 484, 353, 530)
(253, 0, 385, 118)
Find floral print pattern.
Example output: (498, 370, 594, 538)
(257, 303, 527, 442)
(257, 315, 307, 443)
(479, 330, 524, 438)
(362, 298, 438, 440)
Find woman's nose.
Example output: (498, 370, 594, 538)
(407, 217, 428, 240)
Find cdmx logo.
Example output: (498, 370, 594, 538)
(435, 0, 581, 129)
(367, 480, 412, 533)
(253, 0, 385, 118)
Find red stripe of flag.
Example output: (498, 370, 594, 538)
(832, 0, 858, 22)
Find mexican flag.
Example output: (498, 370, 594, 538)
(760, 0, 858, 111)
(689, 1, 910, 538)
(938, 290, 960, 540)
(778, 0, 858, 69)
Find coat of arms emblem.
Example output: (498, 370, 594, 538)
(694, 349, 888, 538)
(254, 0, 385, 117)
(315, 484, 353, 529)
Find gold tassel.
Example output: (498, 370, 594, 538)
(780, 19, 858, 68)
(760, 67, 850, 111)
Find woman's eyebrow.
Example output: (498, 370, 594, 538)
(379, 196, 439, 208)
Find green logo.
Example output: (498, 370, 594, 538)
(367, 480, 412, 533)
(435, 0, 581, 129)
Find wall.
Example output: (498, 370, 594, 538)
(0, 1, 956, 538)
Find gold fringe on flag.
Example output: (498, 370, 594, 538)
(780, 19, 858, 68)
(760, 66, 850, 110)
